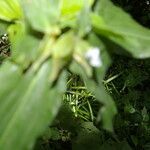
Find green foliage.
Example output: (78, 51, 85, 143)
(105, 56, 150, 149)
(0, 0, 150, 149)
(0, 62, 66, 149)
(92, 0, 150, 58)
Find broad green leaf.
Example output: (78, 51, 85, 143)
(0, 0, 22, 22)
(92, 0, 150, 58)
(22, 0, 60, 33)
(0, 61, 66, 149)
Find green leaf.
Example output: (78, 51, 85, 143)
(61, 0, 93, 16)
(60, 0, 93, 28)
(0, 0, 22, 22)
(22, 0, 60, 33)
(61, 0, 83, 16)
(92, 0, 150, 58)
(0, 61, 66, 149)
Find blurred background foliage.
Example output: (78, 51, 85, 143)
(35, 0, 150, 150)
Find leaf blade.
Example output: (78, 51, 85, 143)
(0, 62, 66, 149)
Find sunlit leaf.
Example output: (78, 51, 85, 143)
(0, 0, 22, 22)
(60, 0, 93, 28)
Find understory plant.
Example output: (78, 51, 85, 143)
(0, 0, 150, 149)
